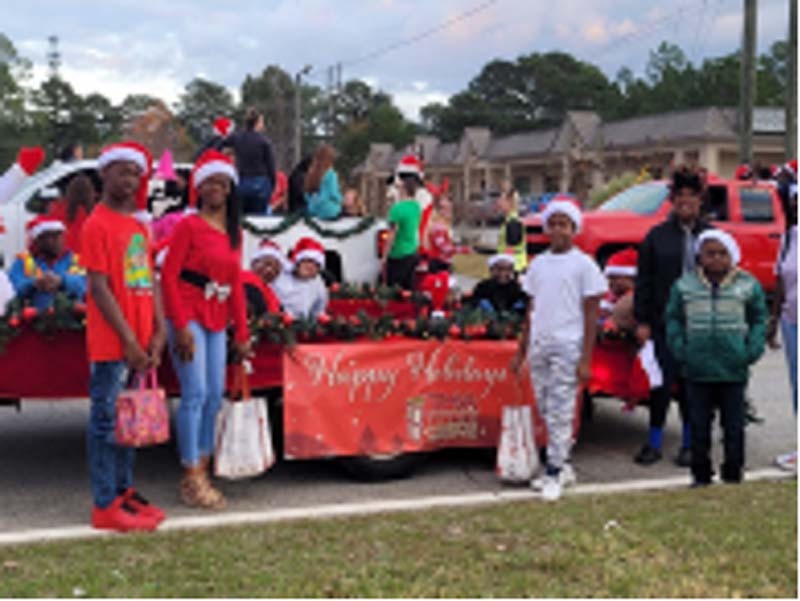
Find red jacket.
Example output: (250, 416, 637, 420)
(161, 214, 248, 342)
(241, 270, 281, 314)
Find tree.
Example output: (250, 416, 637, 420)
(0, 34, 37, 165)
(124, 99, 193, 161)
(119, 94, 163, 125)
(175, 77, 235, 145)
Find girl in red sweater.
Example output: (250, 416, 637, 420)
(161, 150, 250, 509)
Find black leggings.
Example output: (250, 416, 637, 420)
(386, 254, 419, 290)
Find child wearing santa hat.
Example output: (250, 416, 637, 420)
(8, 216, 86, 312)
(81, 141, 167, 532)
(467, 253, 526, 315)
(273, 237, 329, 319)
(512, 199, 607, 501)
(241, 239, 285, 316)
(600, 247, 638, 332)
(160, 149, 250, 510)
(666, 229, 767, 487)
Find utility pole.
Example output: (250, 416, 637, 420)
(786, 0, 797, 159)
(739, 0, 757, 163)
(46, 35, 61, 80)
(294, 65, 312, 166)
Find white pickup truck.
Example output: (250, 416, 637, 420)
(0, 160, 388, 283)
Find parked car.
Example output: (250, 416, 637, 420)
(523, 177, 785, 293)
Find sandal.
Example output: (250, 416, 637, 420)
(180, 467, 226, 510)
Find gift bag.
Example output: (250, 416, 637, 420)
(496, 405, 539, 483)
(214, 365, 275, 480)
(115, 369, 170, 447)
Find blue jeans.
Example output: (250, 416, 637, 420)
(239, 176, 273, 215)
(782, 318, 797, 414)
(87, 361, 134, 508)
(168, 320, 227, 467)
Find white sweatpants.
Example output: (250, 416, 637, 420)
(528, 338, 582, 470)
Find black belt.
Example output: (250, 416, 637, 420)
(180, 269, 232, 302)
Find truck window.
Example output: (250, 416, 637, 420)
(739, 188, 774, 223)
(597, 183, 668, 215)
(703, 185, 729, 221)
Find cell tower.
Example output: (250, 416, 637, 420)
(47, 35, 61, 79)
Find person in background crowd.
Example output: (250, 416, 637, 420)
(633, 167, 711, 467)
(342, 187, 366, 217)
(59, 142, 84, 163)
(269, 171, 288, 214)
(395, 155, 434, 253)
(48, 173, 97, 254)
(599, 247, 638, 333)
(287, 155, 311, 214)
(9, 216, 86, 311)
(161, 150, 250, 510)
(468, 253, 527, 316)
(422, 192, 458, 272)
(496, 180, 526, 274)
(225, 107, 276, 215)
(382, 167, 422, 290)
(81, 141, 166, 532)
(273, 237, 329, 319)
(304, 144, 343, 220)
(242, 239, 285, 317)
(666, 230, 767, 487)
(769, 181, 798, 472)
(734, 163, 753, 181)
(194, 117, 234, 161)
(512, 199, 606, 501)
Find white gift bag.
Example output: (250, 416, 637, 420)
(496, 405, 539, 483)
(214, 366, 275, 480)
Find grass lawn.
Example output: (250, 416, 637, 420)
(452, 253, 490, 281)
(0, 480, 796, 598)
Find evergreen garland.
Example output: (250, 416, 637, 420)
(242, 214, 377, 240)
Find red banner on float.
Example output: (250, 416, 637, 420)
(282, 339, 546, 459)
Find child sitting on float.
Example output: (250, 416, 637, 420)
(467, 253, 527, 316)
(273, 237, 329, 319)
(241, 239, 285, 317)
(599, 247, 638, 334)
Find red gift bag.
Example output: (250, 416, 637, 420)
(115, 369, 170, 447)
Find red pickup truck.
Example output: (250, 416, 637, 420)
(523, 177, 785, 293)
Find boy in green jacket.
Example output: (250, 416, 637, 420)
(666, 229, 767, 487)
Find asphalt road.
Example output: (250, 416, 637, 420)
(0, 348, 795, 534)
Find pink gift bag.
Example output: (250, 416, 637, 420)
(115, 369, 170, 447)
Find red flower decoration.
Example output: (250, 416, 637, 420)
(8, 316, 20, 328)
(473, 325, 487, 337)
(401, 289, 411, 299)
(21, 307, 38, 321)
(281, 313, 294, 326)
(404, 319, 416, 330)
(317, 313, 332, 325)
(448, 325, 461, 338)
(348, 315, 361, 326)
(330, 283, 341, 293)
(73, 302, 87, 315)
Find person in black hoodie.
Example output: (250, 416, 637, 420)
(468, 253, 527, 315)
(633, 167, 710, 467)
(224, 108, 276, 215)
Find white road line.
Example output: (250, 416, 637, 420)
(0, 468, 793, 547)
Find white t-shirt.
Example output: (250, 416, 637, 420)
(776, 226, 797, 324)
(522, 248, 608, 345)
(273, 271, 329, 319)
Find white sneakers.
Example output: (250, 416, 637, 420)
(530, 463, 576, 501)
(775, 450, 797, 472)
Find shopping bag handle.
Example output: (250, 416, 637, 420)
(232, 362, 252, 401)
(129, 368, 158, 391)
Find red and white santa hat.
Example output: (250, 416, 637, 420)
(604, 247, 638, 277)
(783, 159, 798, 180)
(189, 149, 238, 207)
(27, 216, 65, 241)
(542, 198, 583, 233)
(695, 229, 741, 266)
(251, 239, 289, 269)
(488, 251, 516, 269)
(734, 163, 753, 180)
(290, 237, 325, 268)
(213, 116, 233, 138)
(396, 154, 424, 180)
(97, 141, 153, 211)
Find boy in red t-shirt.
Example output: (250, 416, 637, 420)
(81, 142, 167, 532)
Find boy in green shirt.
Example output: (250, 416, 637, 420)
(383, 175, 422, 289)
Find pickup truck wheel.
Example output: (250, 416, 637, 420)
(338, 452, 426, 481)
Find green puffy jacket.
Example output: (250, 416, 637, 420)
(666, 268, 767, 383)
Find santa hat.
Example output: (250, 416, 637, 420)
(488, 252, 516, 269)
(783, 159, 798, 179)
(213, 116, 233, 138)
(734, 163, 753, 181)
(291, 237, 325, 267)
(542, 198, 582, 233)
(695, 229, 741, 266)
(97, 141, 153, 211)
(0, 147, 46, 206)
(396, 154, 424, 180)
(251, 239, 289, 270)
(189, 149, 238, 207)
(27, 216, 65, 242)
(604, 248, 638, 277)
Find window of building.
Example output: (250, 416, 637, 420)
(739, 188, 774, 223)
(513, 176, 531, 196)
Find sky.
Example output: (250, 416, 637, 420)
(2, 0, 792, 120)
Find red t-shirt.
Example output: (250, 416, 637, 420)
(160, 215, 248, 342)
(48, 200, 90, 254)
(81, 203, 155, 362)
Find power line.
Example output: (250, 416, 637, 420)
(337, 0, 499, 68)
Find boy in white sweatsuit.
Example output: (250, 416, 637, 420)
(512, 200, 607, 501)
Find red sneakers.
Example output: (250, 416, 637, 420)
(91, 495, 161, 532)
(121, 488, 166, 526)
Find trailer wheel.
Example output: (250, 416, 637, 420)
(338, 452, 426, 481)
